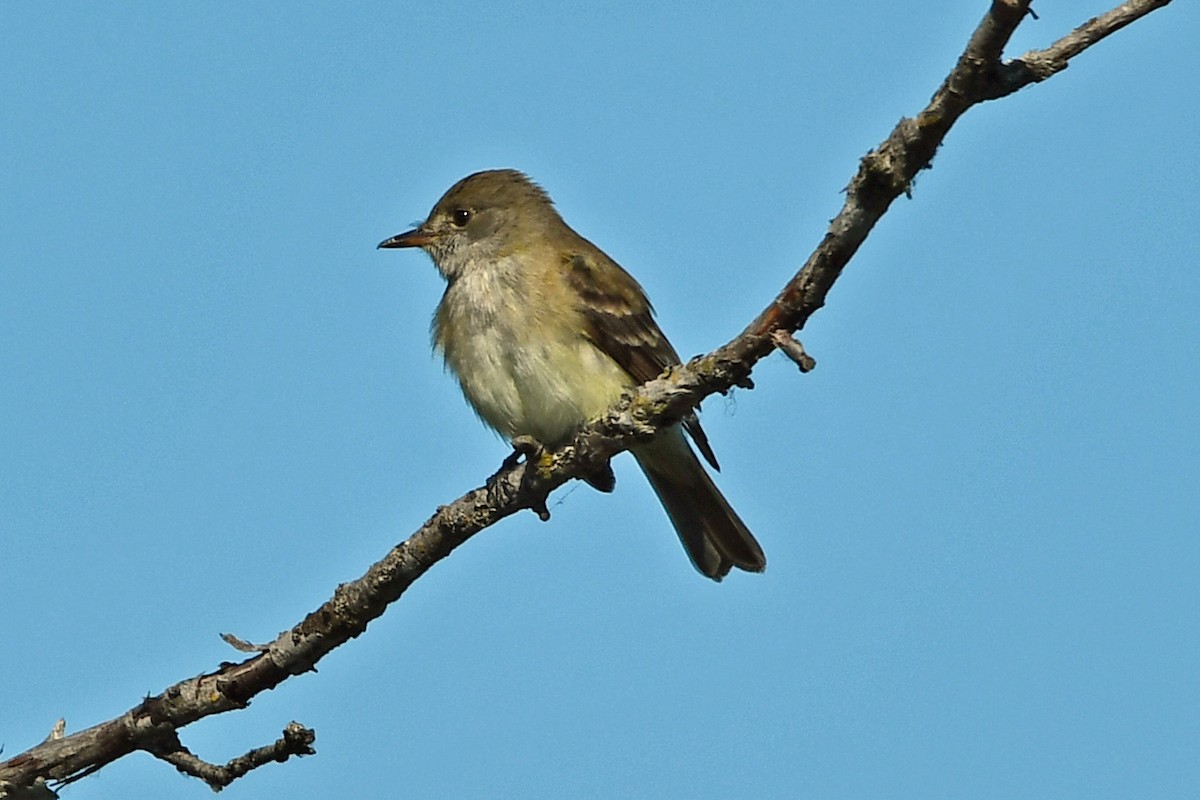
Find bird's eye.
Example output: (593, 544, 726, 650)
(451, 208, 472, 227)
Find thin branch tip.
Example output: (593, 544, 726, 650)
(149, 723, 315, 792)
(220, 633, 270, 654)
(771, 331, 817, 373)
(41, 720, 66, 744)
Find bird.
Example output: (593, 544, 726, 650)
(378, 169, 765, 580)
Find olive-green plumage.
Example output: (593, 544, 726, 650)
(379, 169, 764, 579)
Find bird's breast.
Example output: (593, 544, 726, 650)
(433, 258, 631, 444)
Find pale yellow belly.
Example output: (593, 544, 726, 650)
(434, 268, 632, 444)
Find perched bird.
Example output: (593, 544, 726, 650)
(378, 169, 765, 580)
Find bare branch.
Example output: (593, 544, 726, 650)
(0, 781, 57, 800)
(991, 0, 1174, 96)
(220, 632, 270, 654)
(145, 723, 316, 793)
(770, 332, 817, 373)
(0, 0, 1173, 791)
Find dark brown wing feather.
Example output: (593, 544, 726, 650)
(564, 249, 721, 470)
(564, 251, 676, 382)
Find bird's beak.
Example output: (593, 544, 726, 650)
(377, 228, 436, 249)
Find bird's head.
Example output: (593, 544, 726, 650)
(378, 169, 563, 280)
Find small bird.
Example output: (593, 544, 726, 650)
(378, 169, 765, 580)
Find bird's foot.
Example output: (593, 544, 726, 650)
(501, 434, 545, 471)
(488, 435, 553, 521)
(509, 436, 554, 520)
(489, 435, 545, 483)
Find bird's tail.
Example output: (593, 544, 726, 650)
(632, 426, 766, 580)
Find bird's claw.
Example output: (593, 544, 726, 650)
(508, 436, 553, 519)
(489, 435, 545, 484)
(502, 434, 545, 470)
(488, 436, 553, 521)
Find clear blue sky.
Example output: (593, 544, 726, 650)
(3, 3, 1197, 798)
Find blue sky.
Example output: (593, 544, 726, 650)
(3, 3, 1197, 798)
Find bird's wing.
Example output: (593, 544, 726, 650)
(564, 249, 721, 470)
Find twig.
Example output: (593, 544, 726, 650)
(990, 0, 1174, 96)
(220, 633, 270, 654)
(770, 331, 817, 372)
(146, 723, 315, 793)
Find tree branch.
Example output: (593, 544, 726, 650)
(0, 0, 1172, 792)
(141, 722, 316, 792)
(991, 0, 1175, 96)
